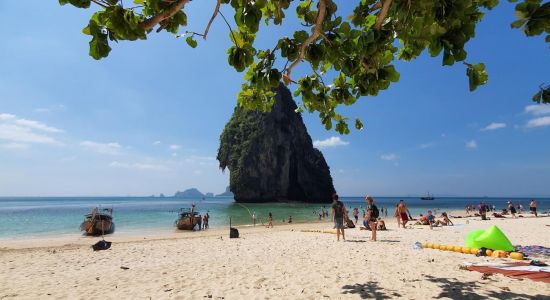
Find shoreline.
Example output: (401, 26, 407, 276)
(1, 210, 546, 251)
(1, 211, 549, 298)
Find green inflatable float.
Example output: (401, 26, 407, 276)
(465, 225, 514, 251)
(465, 229, 485, 248)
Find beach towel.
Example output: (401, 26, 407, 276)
(514, 245, 550, 260)
(463, 261, 550, 284)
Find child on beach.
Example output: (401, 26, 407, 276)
(397, 200, 410, 228)
(353, 207, 359, 224)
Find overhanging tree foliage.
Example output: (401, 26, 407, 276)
(59, 0, 550, 133)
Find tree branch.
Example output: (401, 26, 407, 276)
(91, 0, 109, 8)
(203, 0, 222, 40)
(374, 0, 392, 30)
(284, 0, 327, 82)
(139, 0, 190, 30)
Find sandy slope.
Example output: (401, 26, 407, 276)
(1, 214, 549, 299)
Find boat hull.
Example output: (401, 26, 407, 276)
(176, 216, 202, 230)
(80, 219, 115, 236)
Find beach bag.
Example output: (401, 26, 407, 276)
(230, 227, 239, 238)
(92, 240, 112, 251)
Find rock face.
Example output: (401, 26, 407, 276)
(217, 84, 335, 203)
(215, 186, 234, 197)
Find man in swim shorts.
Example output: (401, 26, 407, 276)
(529, 199, 538, 217)
(331, 194, 346, 241)
(397, 199, 410, 228)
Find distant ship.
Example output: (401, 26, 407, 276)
(420, 192, 435, 200)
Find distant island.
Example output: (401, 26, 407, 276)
(169, 187, 233, 198)
(174, 188, 204, 198)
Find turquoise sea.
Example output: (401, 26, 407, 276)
(0, 196, 548, 239)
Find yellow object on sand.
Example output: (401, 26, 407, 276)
(462, 247, 471, 254)
(421, 242, 428, 248)
(432, 244, 440, 249)
(470, 248, 479, 255)
(486, 249, 493, 256)
(454, 246, 462, 253)
(426, 243, 433, 249)
(492, 250, 507, 258)
(509, 252, 524, 260)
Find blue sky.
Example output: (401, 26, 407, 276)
(0, 1, 549, 197)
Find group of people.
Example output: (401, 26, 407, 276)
(331, 194, 383, 241)
(471, 199, 539, 220)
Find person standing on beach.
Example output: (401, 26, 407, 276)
(267, 212, 273, 228)
(252, 211, 257, 226)
(331, 194, 346, 241)
(352, 208, 359, 224)
(397, 200, 410, 228)
(529, 199, 538, 217)
(394, 204, 401, 228)
(365, 196, 379, 241)
(508, 202, 517, 218)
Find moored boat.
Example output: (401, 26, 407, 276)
(80, 207, 115, 236)
(175, 205, 202, 230)
(420, 192, 435, 200)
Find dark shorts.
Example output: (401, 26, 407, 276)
(530, 207, 537, 212)
(334, 218, 344, 229)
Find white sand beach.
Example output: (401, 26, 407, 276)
(1, 214, 549, 299)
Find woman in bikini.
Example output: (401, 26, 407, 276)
(397, 200, 409, 228)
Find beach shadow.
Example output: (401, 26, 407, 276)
(378, 239, 400, 243)
(342, 282, 402, 299)
(424, 275, 546, 299)
(346, 239, 367, 243)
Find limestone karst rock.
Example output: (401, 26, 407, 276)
(217, 84, 335, 203)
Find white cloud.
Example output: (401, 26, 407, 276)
(80, 141, 122, 155)
(526, 116, 550, 128)
(481, 122, 506, 131)
(0, 113, 63, 145)
(418, 142, 435, 149)
(466, 140, 478, 149)
(152, 141, 161, 145)
(381, 153, 398, 161)
(525, 105, 550, 116)
(110, 161, 169, 171)
(169, 144, 181, 150)
(1, 143, 30, 150)
(34, 104, 66, 114)
(313, 136, 349, 149)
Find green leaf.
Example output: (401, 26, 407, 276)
(364, 15, 376, 29)
(59, 0, 91, 8)
(355, 118, 364, 130)
(186, 36, 198, 48)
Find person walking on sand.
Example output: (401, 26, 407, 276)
(507, 201, 517, 218)
(365, 196, 379, 241)
(529, 199, 538, 217)
(397, 200, 410, 228)
(394, 204, 401, 228)
(331, 194, 346, 241)
(267, 212, 273, 228)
